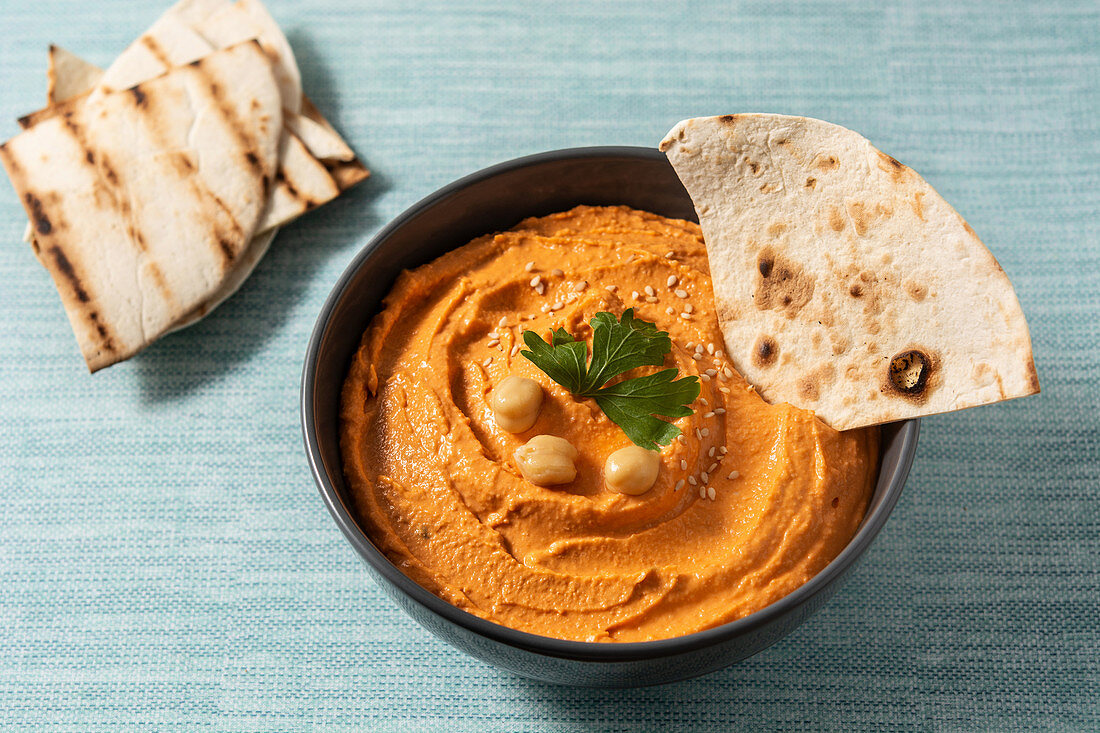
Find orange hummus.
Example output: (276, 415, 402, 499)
(340, 205, 879, 642)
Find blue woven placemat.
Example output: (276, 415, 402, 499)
(1, 1, 1096, 729)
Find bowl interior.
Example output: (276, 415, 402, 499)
(303, 146, 917, 660)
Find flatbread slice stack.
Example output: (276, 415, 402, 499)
(2, 0, 368, 371)
(660, 114, 1039, 430)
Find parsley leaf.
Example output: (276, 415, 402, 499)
(520, 309, 700, 450)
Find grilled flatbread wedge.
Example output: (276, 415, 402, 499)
(25, 0, 367, 225)
(661, 114, 1039, 430)
(21, 27, 367, 329)
(0, 41, 282, 371)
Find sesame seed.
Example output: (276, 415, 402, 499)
(487, 339, 500, 348)
(688, 475, 698, 486)
(524, 261, 535, 272)
(675, 480, 685, 491)
(665, 251, 676, 259)
(714, 408, 726, 414)
(482, 357, 492, 367)
(694, 344, 704, 354)
(707, 487, 716, 501)
(631, 290, 640, 300)
(700, 374, 711, 382)
(728, 470, 740, 480)
(699, 397, 708, 406)
(645, 296, 659, 303)
(666, 307, 675, 315)
(719, 446, 728, 454)
(723, 367, 734, 379)
(624, 254, 635, 264)
(684, 304, 694, 314)
(680, 312, 692, 320)
(511, 345, 520, 356)
(574, 281, 588, 292)
(707, 342, 715, 354)
(705, 369, 717, 377)
(704, 411, 715, 418)
(605, 285, 617, 292)
(692, 354, 703, 361)
(719, 387, 731, 394)
(540, 304, 551, 312)
(715, 350, 724, 358)
(677, 435, 687, 445)
(701, 428, 710, 437)
(552, 268, 564, 277)
(535, 283, 546, 296)
(748, 385, 756, 393)
(566, 293, 578, 303)
(702, 471, 710, 483)
(708, 447, 716, 458)
(642, 285, 654, 297)
(695, 428, 702, 439)
(488, 332, 499, 339)
(552, 301, 564, 310)
(675, 289, 688, 299)
(667, 275, 678, 287)
(686, 342, 695, 349)
(699, 486, 707, 498)
(708, 462, 718, 473)
(680, 459, 688, 470)
(530, 276, 542, 288)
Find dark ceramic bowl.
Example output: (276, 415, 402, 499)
(301, 146, 919, 688)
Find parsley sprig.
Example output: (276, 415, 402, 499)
(520, 310, 700, 450)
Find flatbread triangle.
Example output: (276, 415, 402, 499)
(661, 113, 1039, 430)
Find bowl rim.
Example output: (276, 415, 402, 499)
(301, 145, 919, 663)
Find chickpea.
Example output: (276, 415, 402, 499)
(514, 435, 578, 486)
(490, 376, 543, 433)
(604, 445, 660, 495)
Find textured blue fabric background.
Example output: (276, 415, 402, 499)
(1, 0, 1097, 729)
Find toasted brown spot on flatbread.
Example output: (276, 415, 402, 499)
(798, 376, 819, 402)
(48, 246, 90, 303)
(147, 262, 174, 302)
(797, 364, 835, 403)
(24, 193, 53, 235)
(753, 246, 814, 316)
(910, 192, 925, 221)
(847, 201, 870, 237)
(718, 114, 740, 125)
(244, 150, 262, 176)
(905, 281, 927, 301)
(831, 497, 840, 508)
(129, 86, 147, 107)
(962, 220, 978, 239)
(99, 154, 120, 188)
(804, 176, 816, 189)
(849, 283, 863, 298)
(814, 154, 838, 171)
(140, 35, 171, 67)
(217, 237, 236, 264)
(767, 222, 787, 237)
(1025, 361, 1040, 394)
(876, 151, 909, 182)
(884, 348, 937, 403)
(747, 160, 760, 175)
(828, 206, 845, 232)
(753, 335, 778, 367)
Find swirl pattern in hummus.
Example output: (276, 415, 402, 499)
(340, 205, 879, 642)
